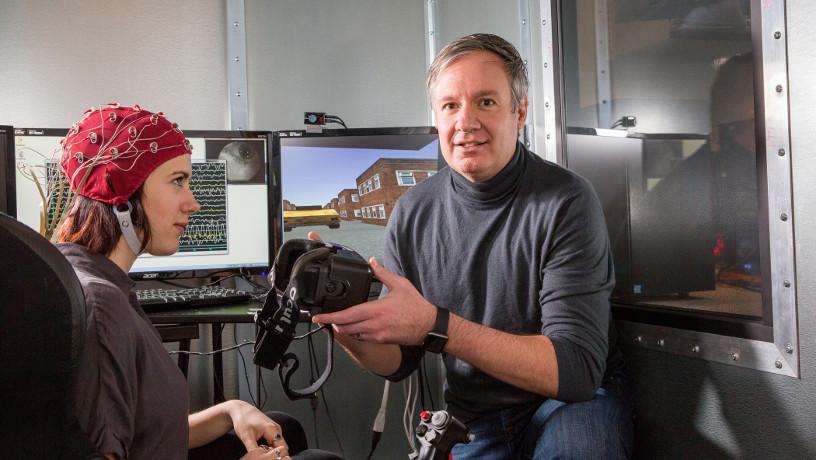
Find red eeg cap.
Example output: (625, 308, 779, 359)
(60, 103, 192, 205)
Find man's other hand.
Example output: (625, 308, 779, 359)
(311, 257, 437, 345)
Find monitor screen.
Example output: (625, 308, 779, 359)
(13, 128, 280, 278)
(0, 126, 14, 217)
(274, 127, 440, 264)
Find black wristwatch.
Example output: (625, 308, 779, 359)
(423, 306, 450, 353)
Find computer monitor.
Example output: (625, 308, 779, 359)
(13, 128, 280, 278)
(273, 127, 440, 264)
(0, 126, 14, 217)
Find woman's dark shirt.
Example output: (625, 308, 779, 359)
(58, 243, 189, 459)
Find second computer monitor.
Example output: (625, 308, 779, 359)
(274, 127, 440, 263)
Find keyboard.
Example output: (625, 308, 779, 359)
(135, 286, 253, 311)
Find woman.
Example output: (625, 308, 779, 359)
(55, 104, 340, 460)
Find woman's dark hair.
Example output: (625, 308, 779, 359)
(56, 188, 151, 255)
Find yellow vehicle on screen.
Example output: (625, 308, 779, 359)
(283, 209, 341, 232)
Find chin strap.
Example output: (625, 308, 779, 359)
(112, 202, 144, 256)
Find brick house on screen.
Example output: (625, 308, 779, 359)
(336, 188, 360, 220)
(355, 158, 437, 226)
(323, 197, 339, 210)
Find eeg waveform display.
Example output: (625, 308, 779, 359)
(180, 161, 228, 253)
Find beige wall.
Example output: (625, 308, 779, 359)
(245, 0, 429, 131)
(0, 1, 228, 130)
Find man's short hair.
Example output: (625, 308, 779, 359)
(426, 33, 529, 112)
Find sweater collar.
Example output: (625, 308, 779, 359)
(448, 142, 526, 207)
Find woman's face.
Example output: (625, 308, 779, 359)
(140, 155, 200, 256)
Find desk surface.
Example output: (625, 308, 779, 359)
(147, 301, 260, 324)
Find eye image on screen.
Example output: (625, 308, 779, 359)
(280, 132, 439, 262)
(206, 139, 265, 184)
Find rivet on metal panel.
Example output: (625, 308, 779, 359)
(778, 148, 786, 156)
(731, 352, 739, 361)
(545, 102, 550, 108)
(776, 84, 784, 93)
(546, 134, 551, 139)
(235, 91, 242, 98)
(692, 345, 700, 353)
(234, 56, 240, 62)
(784, 280, 791, 288)
(635, 336, 642, 343)
(657, 339, 665, 347)
(544, 62, 549, 68)
(522, 19, 527, 25)
(233, 21, 240, 28)
(775, 360, 783, 369)
(774, 31, 782, 39)
(785, 343, 794, 354)
(542, 19, 547, 26)
(781, 213, 788, 221)
(602, 100, 608, 104)
(524, 59, 528, 65)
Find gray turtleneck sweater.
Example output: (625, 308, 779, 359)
(383, 143, 621, 419)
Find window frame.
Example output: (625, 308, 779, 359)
(542, 0, 798, 376)
(396, 170, 416, 186)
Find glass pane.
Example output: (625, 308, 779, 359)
(561, 0, 763, 319)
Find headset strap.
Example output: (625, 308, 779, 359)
(279, 327, 334, 400)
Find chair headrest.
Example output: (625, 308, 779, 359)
(0, 212, 86, 377)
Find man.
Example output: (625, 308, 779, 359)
(312, 33, 632, 459)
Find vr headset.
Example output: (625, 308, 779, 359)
(253, 238, 378, 399)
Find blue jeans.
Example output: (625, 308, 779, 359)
(451, 370, 633, 459)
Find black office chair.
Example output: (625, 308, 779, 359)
(0, 212, 103, 459)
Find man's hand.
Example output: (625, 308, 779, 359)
(312, 257, 437, 345)
(305, 231, 403, 375)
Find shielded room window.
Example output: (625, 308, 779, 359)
(553, 0, 797, 375)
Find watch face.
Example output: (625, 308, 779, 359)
(424, 332, 448, 353)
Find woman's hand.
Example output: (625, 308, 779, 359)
(240, 444, 291, 460)
(228, 400, 290, 455)
(188, 400, 290, 455)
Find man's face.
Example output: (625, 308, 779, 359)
(431, 51, 527, 182)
